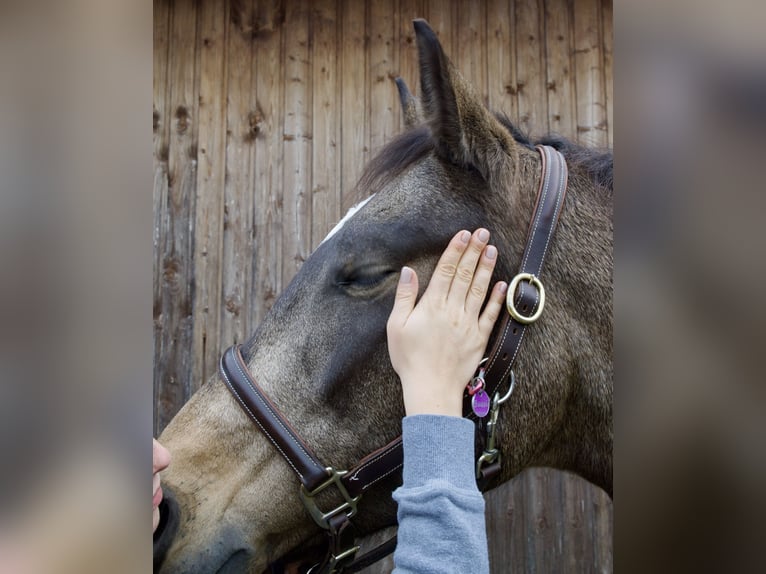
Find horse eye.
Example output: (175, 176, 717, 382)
(337, 268, 397, 290)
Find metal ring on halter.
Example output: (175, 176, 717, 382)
(506, 273, 545, 324)
(467, 358, 489, 384)
(496, 371, 516, 406)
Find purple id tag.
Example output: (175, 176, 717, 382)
(471, 389, 490, 417)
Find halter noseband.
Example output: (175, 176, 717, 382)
(219, 145, 568, 573)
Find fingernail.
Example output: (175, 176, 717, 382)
(478, 228, 490, 242)
(485, 245, 497, 260)
(399, 267, 413, 283)
(498, 282, 508, 294)
(459, 230, 470, 243)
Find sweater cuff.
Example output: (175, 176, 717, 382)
(401, 415, 478, 491)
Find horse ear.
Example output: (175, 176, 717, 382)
(413, 19, 517, 180)
(395, 77, 422, 129)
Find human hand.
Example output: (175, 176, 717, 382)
(386, 229, 507, 417)
(153, 438, 171, 533)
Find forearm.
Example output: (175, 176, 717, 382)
(392, 416, 489, 574)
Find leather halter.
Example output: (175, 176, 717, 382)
(219, 144, 568, 573)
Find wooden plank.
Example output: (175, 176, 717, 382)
(485, 479, 517, 571)
(251, 0, 285, 326)
(591, 482, 613, 572)
(520, 470, 536, 572)
(455, 0, 487, 104)
(369, 0, 399, 156)
(153, 0, 171, 437)
(220, 0, 256, 348)
(562, 472, 588, 571)
(424, 0, 454, 58)
(514, 0, 546, 137)
(310, 0, 342, 246)
(544, 0, 577, 139)
(602, 0, 613, 147)
(507, 0, 520, 127)
(529, 468, 558, 571)
(153, 0, 171, 162)
(573, 0, 608, 146)
(281, 0, 312, 282)
(193, 0, 228, 389)
(153, 0, 170, 303)
(154, 0, 199, 434)
(486, 0, 515, 119)
(397, 0, 425, 104)
(340, 0, 367, 206)
(549, 471, 567, 567)
(486, 470, 614, 573)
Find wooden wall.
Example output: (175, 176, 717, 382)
(153, 0, 613, 571)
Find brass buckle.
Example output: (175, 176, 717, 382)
(299, 467, 361, 531)
(506, 273, 545, 324)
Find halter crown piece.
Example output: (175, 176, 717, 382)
(219, 145, 568, 573)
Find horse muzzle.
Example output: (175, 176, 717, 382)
(153, 485, 259, 574)
(153, 486, 180, 572)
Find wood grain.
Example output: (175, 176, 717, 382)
(573, 0, 608, 146)
(515, 0, 546, 137)
(311, 0, 342, 245)
(340, 0, 367, 206)
(154, 0, 198, 432)
(544, 0, 577, 137)
(220, 0, 255, 350)
(281, 0, 312, 281)
(486, 0, 516, 120)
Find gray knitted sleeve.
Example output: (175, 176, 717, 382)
(392, 415, 490, 574)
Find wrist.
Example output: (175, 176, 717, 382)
(401, 380, 463, 417)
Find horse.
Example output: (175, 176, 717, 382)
(154, 18, 612, 574)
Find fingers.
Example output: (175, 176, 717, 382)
(479, 280, 508, 337)
(427, 229, 491, 302)
(464, 243, 499, 316)
(387, 266, 420, 331)
(449, 228, 491, 304)
(424, 230, 471, 299)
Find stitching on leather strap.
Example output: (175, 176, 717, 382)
(230, 349, 323, 473)
(534, 149, 566, 276)
(362, 463, 404, 491)
(219, 363, 305, 480)
(348, 440, 402, 481)
(480, 145, 568, 403)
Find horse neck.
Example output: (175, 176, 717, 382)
(527, 379, 613, 497)
(490, 150, 613, 497)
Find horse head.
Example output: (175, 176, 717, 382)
(154, 19, 612, 574)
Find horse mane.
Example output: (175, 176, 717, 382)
(349, 113, 613, 208)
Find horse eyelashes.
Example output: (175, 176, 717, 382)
(336, 269, 397, 290)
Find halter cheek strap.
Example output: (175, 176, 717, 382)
(219, 144, 568, 573)
(470, 144, 569, 486)
(220, 345, 403, 573)
(479, 145, 569, 399)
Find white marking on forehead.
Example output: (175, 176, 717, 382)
(320, 195, 374, 245)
